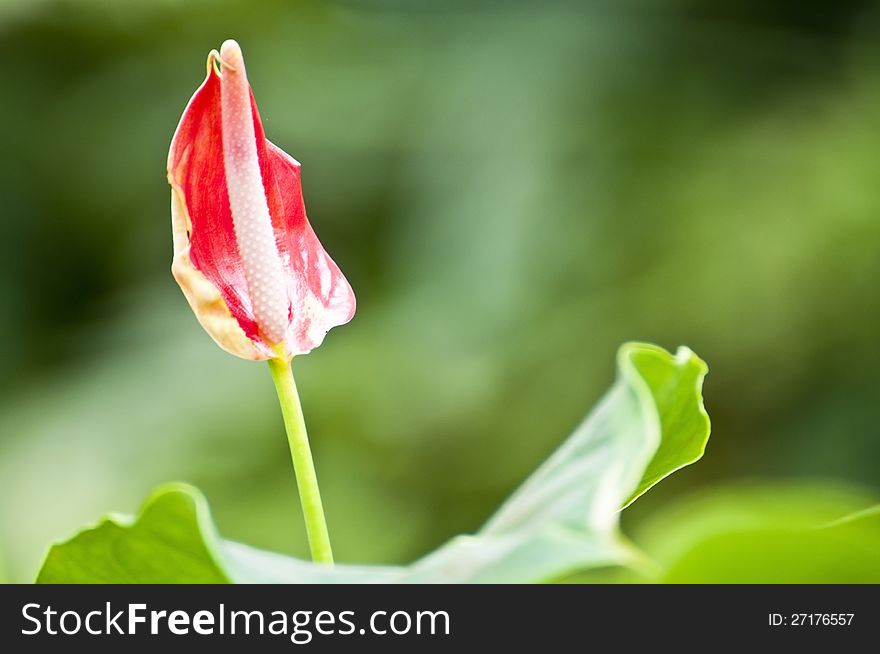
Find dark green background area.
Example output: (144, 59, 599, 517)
(0, 0, 878, 582)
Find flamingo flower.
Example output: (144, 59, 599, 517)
(167, 39, 355, 360)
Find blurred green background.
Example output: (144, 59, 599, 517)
(1, 0, 879, 583)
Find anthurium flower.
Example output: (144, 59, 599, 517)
(167, 40, 355, 360)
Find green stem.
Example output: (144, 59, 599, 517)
(267, 357, 334, 564)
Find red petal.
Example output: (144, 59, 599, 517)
(254, 120, 356, 352)
(168, 66, 261, 343)
(169, 51, 355, 357)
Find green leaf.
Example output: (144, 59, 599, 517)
(623, 346, 710, 507)
(623, 482, 880, 583)
(633, 482, 880, 566)
(662, 505, 880, 583)
(37, 483, 229, 583)
(37, 342, 711, 584)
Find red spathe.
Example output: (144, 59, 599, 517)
(168, 42, 355, 360)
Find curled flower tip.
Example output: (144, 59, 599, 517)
(207, 48, 237, 73)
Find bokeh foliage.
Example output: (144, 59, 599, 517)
(1, 0, 879, 582)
